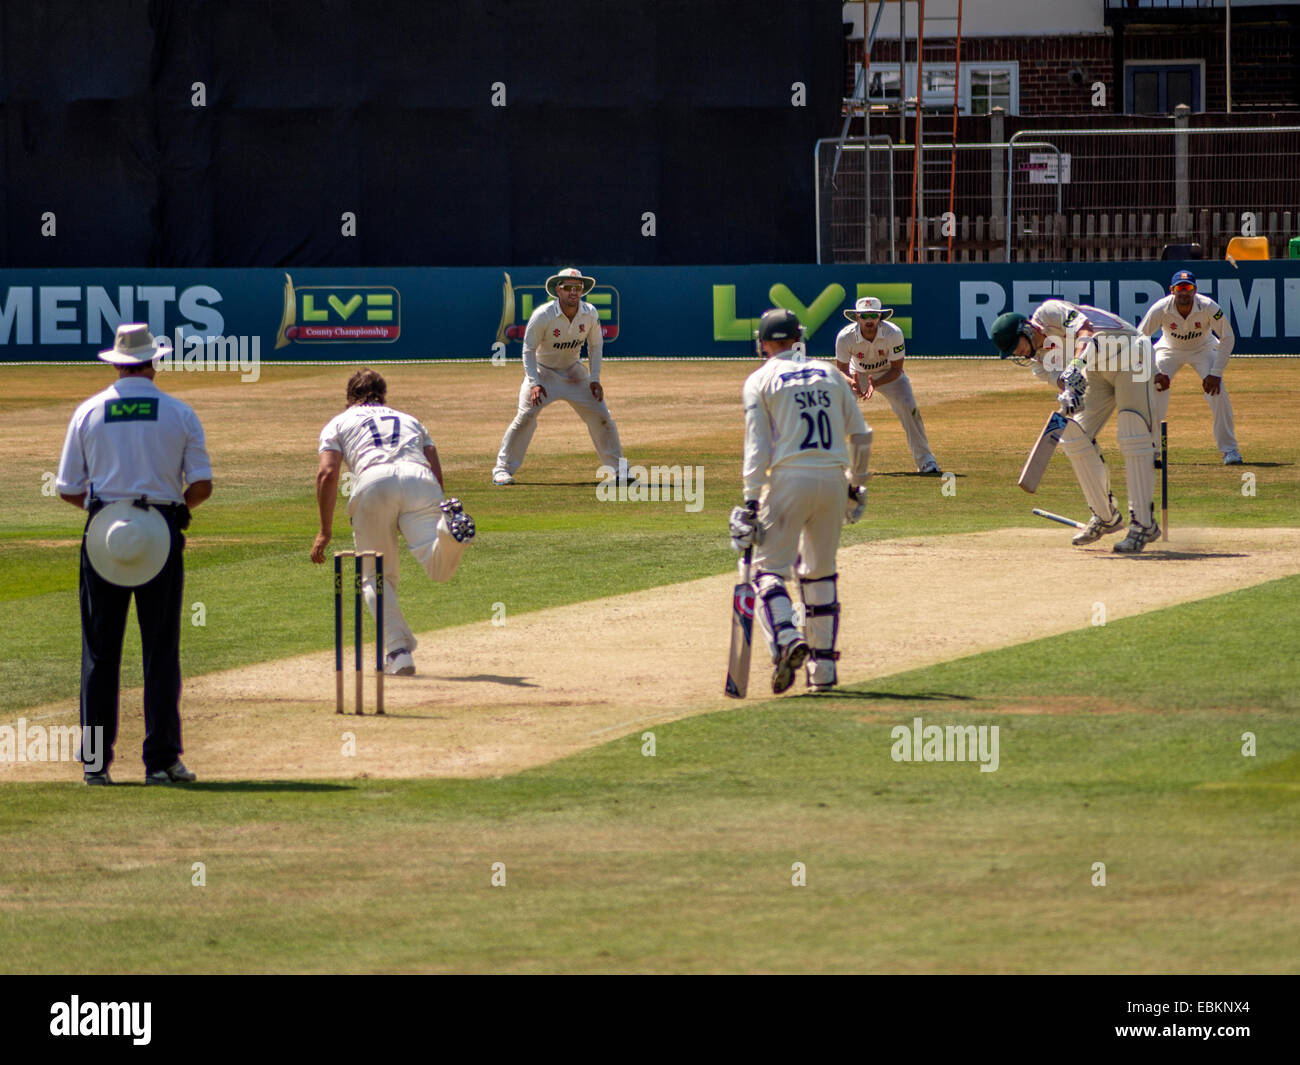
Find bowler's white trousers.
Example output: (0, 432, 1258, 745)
(348, 460, 467, 655)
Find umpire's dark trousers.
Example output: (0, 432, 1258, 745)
(80, 509, 187, 774)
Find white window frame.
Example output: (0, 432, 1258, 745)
(853, 60, 1019, 115)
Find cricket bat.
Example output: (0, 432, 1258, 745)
(724, 547, 756, 698)
(1018, 408, 1070, 493)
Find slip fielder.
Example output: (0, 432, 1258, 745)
(834, 296, 941, 475)
(491, 267, 633, 486)
(1138, 269, 1242, 466)
(992, 300, 1160, 553)
(729, 308, 872, 694)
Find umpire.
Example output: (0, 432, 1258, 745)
(56, 324, 213, 785)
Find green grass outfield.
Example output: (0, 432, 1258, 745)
(2, 576, 1296, 974)
(2, 362, 1296, 972)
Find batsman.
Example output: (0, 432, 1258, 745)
(992, 300, 1160, 553)
(728, 308, 872, 694)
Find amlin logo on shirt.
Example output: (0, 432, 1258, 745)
(274, 273, 400, 347)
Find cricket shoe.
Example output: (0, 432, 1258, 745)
(771, 637, 810, 695)
(491, 469, 515, 486)
(145, 760, 197, 785)
(441, 498, 476, 542)
(918, 459, 942, 476)
(385, 649, 415, 676)
(1113, 521, 1161, 554)
(1223, 450, 1243, 466)
(1071, 508, 1125, 546)
(84, 769, 113, 786)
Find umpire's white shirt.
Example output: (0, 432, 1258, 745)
(57, 377, 212, 506)
(1138, 294, 1234, 374)
(834, 319, 907, 375)
(521, 300, 603, 385)
(742, 352, 867, 500)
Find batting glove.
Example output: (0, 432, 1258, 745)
(729, 501, 761, 553)
(844, 485, 867, 524)
(1058, 364, 1087, 412)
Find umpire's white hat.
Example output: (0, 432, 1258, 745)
(98, 323, 173, 366)
(844, 296, 894, 321)
(85, 501, 171, 587)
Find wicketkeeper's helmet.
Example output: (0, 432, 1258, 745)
(991, 311, 1033, 357)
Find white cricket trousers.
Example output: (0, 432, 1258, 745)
(752, 465, 846, 659)
(1068, 365, 1158, 527)
(1152, 343, 1239, 454)
(873, 373, 937, 469)
(494, 362, 625, 475)
(753, 465, 846, 579)
(348, 460, 468, 655)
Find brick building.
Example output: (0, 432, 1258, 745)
(843, 0, 1300, 116)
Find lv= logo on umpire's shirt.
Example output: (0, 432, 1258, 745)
(105, 398, 158, 422)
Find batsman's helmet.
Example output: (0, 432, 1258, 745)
(991, 311, 1033, 357)
(757, 307, 802, 343)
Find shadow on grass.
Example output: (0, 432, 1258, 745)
(427, 674, 541, 688)
(1107, 551, 1249, 562)
(794, 690, 975, 701)
(868, 471, 958, 479)
(508, 480, 601, 488)
(135, 781, 355, 793)
(1180, 460, 1290, 469)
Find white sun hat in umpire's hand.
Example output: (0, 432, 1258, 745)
(844, 296, 894, 321)
(544, 267, 596, 298)
(98, 323, 173, 366)
(85, 501, 172, 587)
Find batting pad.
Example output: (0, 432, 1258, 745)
(1118, 408, 1156, 526)
(1059, 418, 1115, 519)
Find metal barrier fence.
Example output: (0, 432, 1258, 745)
(817, 124, 1300, 263)
(1007, 125, 1300, 260)
(817, 139, 1060, 263)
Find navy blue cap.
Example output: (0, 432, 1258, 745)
(1170, 269, 1197, 288)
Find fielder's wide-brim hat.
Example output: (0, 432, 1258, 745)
(85, 501, 171, 587)
(1170, 269, 1198, 288)
(98, 323, 173, 365)
(844, 296, 894, 321)
(545, 268, 596, 298)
